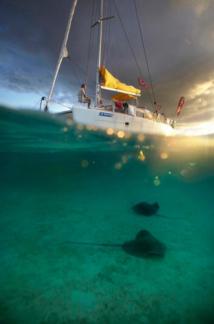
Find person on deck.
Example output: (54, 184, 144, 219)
(114, 100, 123, 112)
(123, 102, 129, 114)
(78, 84, 91, 108)
(161, 112, 167, 123)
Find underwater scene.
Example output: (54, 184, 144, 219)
(0, 106, 214, 324)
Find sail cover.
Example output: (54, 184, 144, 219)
(100, 66, 141, 96)
(112, 93, 136, 101)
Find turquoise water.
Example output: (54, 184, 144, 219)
(0, 106, 214, 323)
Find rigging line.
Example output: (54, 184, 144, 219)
(103, 4, 110, 66)
(72, 70, 81, 87)
(85, 0, 96, 84)
(102, 0, 107, 65)
(104, 0, 112, 66)
(70, 58, 82, 85)
(133, 0, 157, 107)
(71, 56, 86, 77)
(105, 1, 112, 65)
(87, 0, 99, 93)
(103, 0, 110, 65)
(86, 0, 98, 87)
(112, 0, 142, 77)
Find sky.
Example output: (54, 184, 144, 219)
(0, 0, 214, 124)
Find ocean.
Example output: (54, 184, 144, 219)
(0, 106, 214, 324)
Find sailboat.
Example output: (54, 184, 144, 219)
(41, 0, 176, 136)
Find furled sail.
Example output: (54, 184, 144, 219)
(100, 66, 141, 96)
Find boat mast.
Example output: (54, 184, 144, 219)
(95, 0, 104, 107)
(45, 0, 78, 109)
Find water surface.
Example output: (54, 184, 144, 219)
(0, 106, 214, 323)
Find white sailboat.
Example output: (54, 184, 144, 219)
(41, 0, 176, 136)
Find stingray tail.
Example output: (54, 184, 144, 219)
(67, 241, 122, 248)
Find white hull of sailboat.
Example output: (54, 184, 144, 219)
(72, 106, 175, 136)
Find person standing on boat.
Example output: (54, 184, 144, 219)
(153, 103, 161, 120)
(123, 102, 129, 114)
(78, 84, 91, 108)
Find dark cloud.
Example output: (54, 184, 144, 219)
(0, 0, 214, 122)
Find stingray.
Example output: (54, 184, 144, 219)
(122, 230, 166, 258)
(132, 201, 183, 220)
(132, 202, 160, 216)
(67, 229, 166, 259)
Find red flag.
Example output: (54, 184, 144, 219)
(176, 96, 185, 116)
(138, 78, 150, 89)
